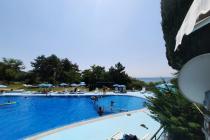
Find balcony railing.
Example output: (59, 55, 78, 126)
(150, 126, 165, 140)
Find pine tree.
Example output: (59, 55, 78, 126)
(146, 83, 204, 139)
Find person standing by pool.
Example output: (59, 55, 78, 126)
(74, 87, 77, 93)
(102, 87, 106, 95)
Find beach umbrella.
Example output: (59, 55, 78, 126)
(23, 84, 33, 87)
(166, 83, 174, 86)
(59, 83, 69, 87)
(119, 85, 126, 88)
(0, 84, 7, 88)
(156, 83, 174, 90)
(79, 82, 86, 86)
(155, 84, 164, 89)
(113, 84, 119, 87)
(70, 83, 79, 87)
(38, 83, 53, 88)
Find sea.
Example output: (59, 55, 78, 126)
(138, 77, 173, 83)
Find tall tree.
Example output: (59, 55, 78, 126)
(31, 55, 80, 84)
(0, 58, 25, 82)
(2, 58, 25, 71)
(82, 65, 107, 85)
(59, 58, 81, 83)
(31, 55, 62, 84)
(108, 62, 130, 85)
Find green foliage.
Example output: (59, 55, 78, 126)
(0, 54, 143, 93)
(0, 56, 133, 88)
(24, 71, 38, 84)
(2, 58, 25, 70)
(146, 87, 204, 140)
(30, 55, 80, 84)
(127, 78, 146, 90)
(82, 65, 107, 84)
(0, 58, 25, 82)
(59, 58, 81, 83)
(82, 63, 132, 90)
(108, 62, 131, 85)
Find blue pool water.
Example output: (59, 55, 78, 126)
(0, 95, 146, 140)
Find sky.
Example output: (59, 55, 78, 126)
(0, 0, 175, 78)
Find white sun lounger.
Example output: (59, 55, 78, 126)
(141, 133, 150, 140)
(109, 131, 124, 140)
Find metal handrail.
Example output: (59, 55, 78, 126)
(150, 126, 164, 140)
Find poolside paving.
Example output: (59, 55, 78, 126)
(27, 109, 161, 140)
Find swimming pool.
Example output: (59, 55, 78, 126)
(0, 95, 146, 140)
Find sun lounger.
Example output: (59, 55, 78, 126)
(141, 133, 150, 140)
(110, 131, 124, 140)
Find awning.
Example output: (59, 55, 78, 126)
(175, 0, 210, 51)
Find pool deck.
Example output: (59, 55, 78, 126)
(26, 108, 161, 140)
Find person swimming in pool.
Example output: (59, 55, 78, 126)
(91, 96, 98, 104)
(111, 101, 114, 106)
(110, 100, 115, 111)
(97, 106, 104, 116)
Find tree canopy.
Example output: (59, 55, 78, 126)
(81, 63, 132, 90)
(108, 62, 130, 85)
(0, 55, 145, 90)
(0, 58, 25, 82)
(30, 55, 80, 84)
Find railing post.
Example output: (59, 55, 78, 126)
(150, 126, 164, 140)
